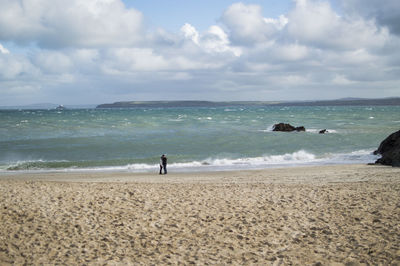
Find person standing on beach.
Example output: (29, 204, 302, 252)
(159, 154, 167, 174)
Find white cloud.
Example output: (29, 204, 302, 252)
(271, 43, 309, 62)
(221, 3, 281, 45)
(0, 43, 10, 54)
(108, 48, 169, 72)
(264, 15, 288, 30)
(34, 51, 73, 74)
(0, 53, 39, 79)
(181, 23, 200, 45)
(181, 23, 242, 57)
(201, 26, 242, 56)
(0, 0, 143, 48)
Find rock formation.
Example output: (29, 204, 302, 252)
(374, 130, 400, 167)
(273, 123, 305, 132)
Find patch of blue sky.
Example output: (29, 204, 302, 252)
(123, 0, 292, 32)
(1, 41, 39, 55)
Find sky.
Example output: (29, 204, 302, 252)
(0, 0, 399, 106)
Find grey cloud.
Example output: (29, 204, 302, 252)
(286, 0, 389, 51)
(342, 0, 400, 35)
(0, 53, 40, 79)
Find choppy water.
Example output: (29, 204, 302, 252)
(0, 105, 399, 172)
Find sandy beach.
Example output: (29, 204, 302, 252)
(0, 164, 399, 265)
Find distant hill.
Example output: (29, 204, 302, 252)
(4, 98, 398, 110)
(96, 101, 280, 108)
(273, 97, 400, 106)
(96, 97, 400, 108)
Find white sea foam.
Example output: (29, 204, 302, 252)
(306, 129, 319, 133)
(323, 149, 379, 165)
(258, 124, 276, 132)
(1, 149, 379, 174)
(85, 150, 320, 172)
(126, 150, 376, 172)
(307, 128, 338, 134)
(203, 150, 317, 166)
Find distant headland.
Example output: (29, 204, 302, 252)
(96, 97, 400, 108)
(2, 97, 399, 110)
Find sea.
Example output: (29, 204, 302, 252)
(0, 105, 399, 173)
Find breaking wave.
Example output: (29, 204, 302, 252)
(2, 150, 379, 173)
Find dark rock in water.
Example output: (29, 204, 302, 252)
(273, 123, 305, 132)
(319, 129, 327, 134)
(374, 130, 400, 167)
(273, 123, 295, 131)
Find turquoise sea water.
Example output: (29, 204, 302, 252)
(0, 106, 399, 172)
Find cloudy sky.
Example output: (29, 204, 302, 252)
(0, 0, 399, 106)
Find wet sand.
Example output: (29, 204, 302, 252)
(0, 164, 399, 265)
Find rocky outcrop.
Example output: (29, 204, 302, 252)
(374, 130, 400, 167)
(273, 123, 305, 132)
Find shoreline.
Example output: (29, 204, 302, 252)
(1, 164, 399, 264)
(0, 164, 398, 184)
(1, 148, 380, 173)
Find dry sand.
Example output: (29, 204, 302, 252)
(0, 164, 399, 265)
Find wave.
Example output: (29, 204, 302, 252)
(1, 150, 379, 173)
(201, 150, 317, 166)
(6, 160, 73, 171)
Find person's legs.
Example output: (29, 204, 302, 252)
(163, 164, 167, 174)
(159, 165, 163, 174)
